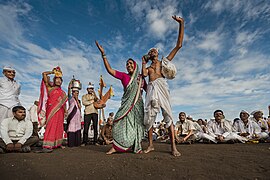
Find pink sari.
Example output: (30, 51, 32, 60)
(42, 87, 67, 149)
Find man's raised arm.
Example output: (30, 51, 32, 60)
(167, 15, 184, 61)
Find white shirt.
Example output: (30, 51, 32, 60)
(192, 122, 204, 133)
(253, 118, 269, 132)
(0, 117, 33, 145)
(175, 119, 195, 135)
(28, 104, 38, 123)
(0, 76, 21, 108)
(207, 119, 232, 137)
(233, 119, 261, 139)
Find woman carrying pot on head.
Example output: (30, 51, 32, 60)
(66, 78, 82, 147)
(40, 67, 68, 152)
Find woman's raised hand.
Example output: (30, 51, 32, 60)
(172, 15, 184, 23)
(95, 40, 105, 55)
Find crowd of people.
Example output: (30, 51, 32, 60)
(0, 15, 269, 156)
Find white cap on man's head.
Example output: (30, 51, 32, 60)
(251, 110, 263, 115)
(3, 66, 15, 71)
(87, 82, 94, 89)
(240, 110, 249, 115)
(148, 47, 159, 53)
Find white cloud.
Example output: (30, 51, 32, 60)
(187, 13, 198, 27)
(107, 34, 126, 51)
(226, 52, 270, 74)
(124, 0, 181, 39)
(204, 0, 270, 21)
(196, 29, 225, 53)
(235, 30, 260, 46)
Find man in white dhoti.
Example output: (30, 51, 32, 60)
(233, 110, 269, 141)
(142, 15, 184, 156)
(208, 110, 247, 143)
(0, 66, 21, 123)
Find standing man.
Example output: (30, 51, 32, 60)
(81, 83, 99, 146)
(28, 101, 39, 137)
(142, 15, 184, 156)
(0, 66, 21, 123)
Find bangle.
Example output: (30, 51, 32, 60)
(102, 54, 106, 58)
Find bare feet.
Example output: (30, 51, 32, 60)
(136, 150, 143, 154)
(144, 146, 154, 154)
(172, 15, 184, 23)
(172, 148, 181, 157)
(106, 147, 116, 155)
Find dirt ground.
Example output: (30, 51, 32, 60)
(0, 142, 269, 180)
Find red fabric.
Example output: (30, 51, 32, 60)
(43, 87, 67, 149)
(113, 143, 130, 152)
(37, 80, 48, 125)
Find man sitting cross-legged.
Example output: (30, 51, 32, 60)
(0, 106, 39, 153)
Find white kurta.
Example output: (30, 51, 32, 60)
(233, 119, 261, 139)
(193, 121, 217, 143)
(207, 119, 247, 143)
(144, 78, 173, 130)
(0, 76, 21, 123)
(249, 118, 269, 139)
(28, 104, 38, 123)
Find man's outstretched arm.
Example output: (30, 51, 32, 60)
(167, 15, 184, 61)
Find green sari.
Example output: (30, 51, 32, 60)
(112, 62, 145, 153)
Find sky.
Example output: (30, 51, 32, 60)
(0, 0, 270, 122)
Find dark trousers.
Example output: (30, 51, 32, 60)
(0, 136, 39, 150)
(82, 113, 98, 144)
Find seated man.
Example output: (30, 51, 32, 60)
(99, 118, 113, 145)
(193, 120, 217, 143)
(197, 119, 208, 133)
(174, 112, 196, 144)
(233, 110, 268, 141)
(207, 110, 247, 143)
(0, 106, 39, 153)
(251, 110, 270, 141)
(157, 122, 169, 141)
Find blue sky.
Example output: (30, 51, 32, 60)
(1, 0, 270, 121)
